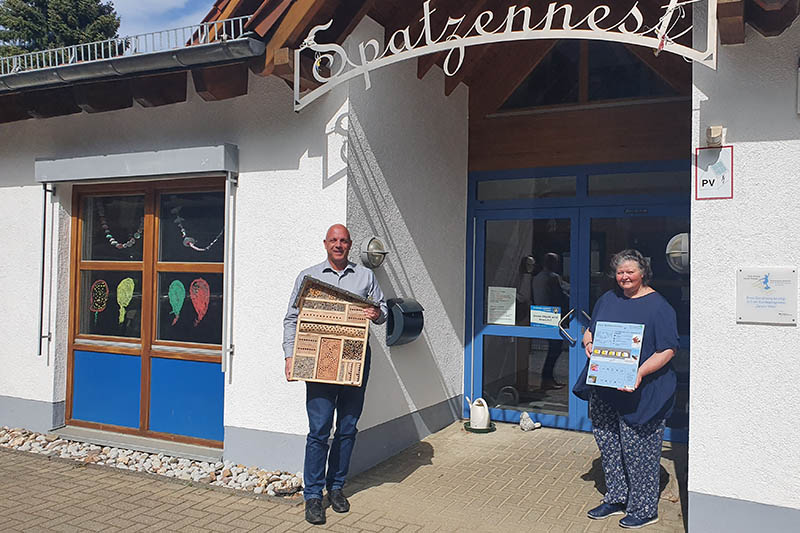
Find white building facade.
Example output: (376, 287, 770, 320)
(0, 2, 798, 531)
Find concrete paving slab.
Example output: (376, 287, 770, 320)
(0, 421, 686, 532)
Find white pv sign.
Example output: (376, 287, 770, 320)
(695, 146, 733, 200)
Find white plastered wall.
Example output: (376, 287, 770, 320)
(691, 11, 800, 510)
(345, 17, 468, 430)
(0, 20, 467, 444)
(0, 71, 349, 436)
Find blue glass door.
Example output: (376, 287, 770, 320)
(579, 205, 690, 442)
(469, 208, 589, 430)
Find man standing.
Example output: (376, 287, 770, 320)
(283, 224, 388, 525)
(532, 252, 569, 390)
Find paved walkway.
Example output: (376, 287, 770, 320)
(0, 422, 687, 532)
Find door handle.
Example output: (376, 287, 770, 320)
(559, 308, 576, 344)
(581, 310, 591, 322)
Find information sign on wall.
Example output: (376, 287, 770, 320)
(736, 267, 797, 325)
(695, 146, 733, 200)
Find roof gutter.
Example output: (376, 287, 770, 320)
(0, 35, 265, 94)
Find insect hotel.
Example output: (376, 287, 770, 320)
(290, 276, 375, 386)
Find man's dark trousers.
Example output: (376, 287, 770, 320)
(303, 349, 371, 501)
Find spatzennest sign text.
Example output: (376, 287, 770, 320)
(294, 0, 717, 111)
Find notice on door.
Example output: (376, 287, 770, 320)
(530, 305, 560, 327)
(695, 146, 733, 200)
(487, 286, 516, 325)
(736, 267, 797, 325)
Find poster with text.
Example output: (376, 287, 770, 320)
(587, 321, 645, 390)
(487, 286, 516, 325)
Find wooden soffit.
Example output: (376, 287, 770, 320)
(719, 0, 800, 44)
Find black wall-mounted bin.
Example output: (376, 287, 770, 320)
(386, 298, 424, 346)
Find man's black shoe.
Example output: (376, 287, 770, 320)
(327, 489, 350, 513)
(305, 498, 326, 525)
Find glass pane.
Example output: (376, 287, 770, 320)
(588, 216, 689, 336)
(159, 191, 225, 263)
(156, 272, 223, 345)
(482, 335, 569, 416)
(588, 171, 690, 196)
(484, 218, 571, 326)
(82, 196, 144, 261)
(669, 347, 689, 429)
(588, 41, 677, 101)
(477, 177, 576, 201)
(500, 40, 579, 110)
(79, 271, 142, 338)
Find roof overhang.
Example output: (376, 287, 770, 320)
(0, 37, 264, 94)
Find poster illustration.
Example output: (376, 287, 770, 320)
(587, 321, 645, 390)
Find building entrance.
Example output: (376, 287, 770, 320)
(466, 161, 689, 442)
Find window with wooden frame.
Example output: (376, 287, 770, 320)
(67, 177, 226, 446)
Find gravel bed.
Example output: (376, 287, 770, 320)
(0, 426, 303, 497)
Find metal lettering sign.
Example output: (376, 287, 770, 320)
(294, 0, 718, 111)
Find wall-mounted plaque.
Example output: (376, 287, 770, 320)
(289, 276, 377, 386)
(736, 267, 797, 325)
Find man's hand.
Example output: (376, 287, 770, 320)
(363, 305, 380, 321)
(285, 357, 293, 381)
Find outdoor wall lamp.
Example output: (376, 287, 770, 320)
(360, 236, 389, 269)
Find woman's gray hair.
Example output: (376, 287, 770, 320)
(610, 249, 652, 285)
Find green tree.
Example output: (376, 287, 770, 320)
(0, 0, 119, 57)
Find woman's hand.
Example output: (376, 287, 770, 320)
(618, 371, 642, 392)
(582, 331, 593, 359)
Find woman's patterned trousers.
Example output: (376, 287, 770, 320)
(590, 392, 666, 520)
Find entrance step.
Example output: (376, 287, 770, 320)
(53, 426, 223, 463)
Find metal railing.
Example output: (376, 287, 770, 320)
(0, 16, 250, 76)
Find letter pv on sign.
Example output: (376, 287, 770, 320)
(695, 145, 733, 200)
(294, 0, 719, 111)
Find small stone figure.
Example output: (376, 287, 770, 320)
(520, 412, 542, 431)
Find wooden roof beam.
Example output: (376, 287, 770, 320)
(192, 62, 250, 101)
(131, 71, 188, 108)
(718, 0, 745, 44)
(251, 0, 329, 77)
(747, 0, 800, 37)
(273, 47, 322, 91)
(73, 79, 134, 113)
(22, 87, 82, 119)
(0, 93, 32, 124)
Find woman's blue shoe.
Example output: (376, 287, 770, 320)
(619, 514, 659, 528)
(587, 502, 626, 520)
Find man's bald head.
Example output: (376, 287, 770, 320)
(325, 224, 351, 242)
(324, 224, 352, 270)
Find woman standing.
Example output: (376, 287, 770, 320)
(582, 249, 678, 529)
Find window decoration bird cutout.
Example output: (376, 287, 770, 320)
(89, 280, 109, 324)
(116, 278, 135, 324)
(189, 278, 210, 327)
(168, 280, 186, 325)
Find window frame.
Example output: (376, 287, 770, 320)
(67, 177, 226, 444)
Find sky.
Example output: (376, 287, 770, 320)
(113, 0, 214, 37)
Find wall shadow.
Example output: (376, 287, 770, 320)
(346, 440, 434, 497)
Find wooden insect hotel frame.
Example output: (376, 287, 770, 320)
(289, 275, 375, 386)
